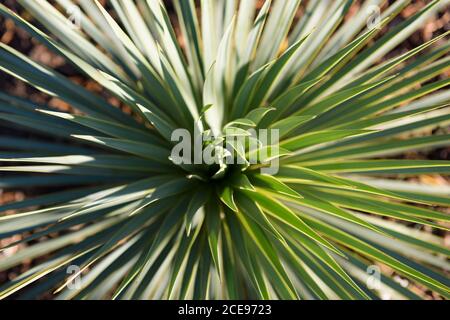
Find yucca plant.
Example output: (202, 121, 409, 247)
(0, 0, 449, 300)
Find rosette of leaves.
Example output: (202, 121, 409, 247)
(0, 0, 449, 300)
